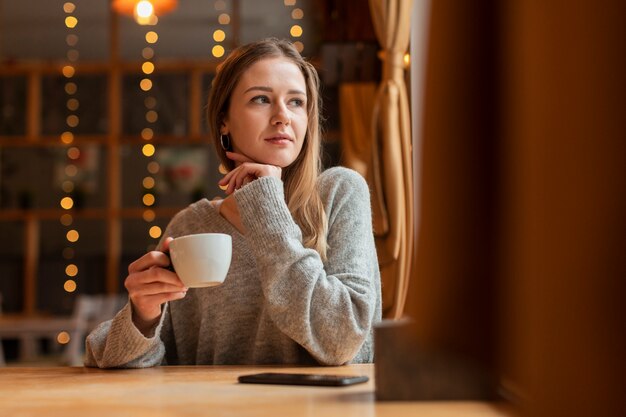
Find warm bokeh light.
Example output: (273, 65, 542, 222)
(65, 82, 77, 95)
(136, 14, 158, 26)
(62, 65, 75, 78)
(290, 25, 303, 37)
(214, 0, 226, 11)
(146, 110, 158, 123)
(57, 331, 71, 344)
(294, 41, 304, 53)
(60, 197, 74, 210)
(284, 0, 296, 5)
(213, 29, 226, 42)
(218, 13, 230, 25)
(60, 214, 73, 226)
(142, 61, 155, 74)
(142, 144, 156, 157)
(149, 226, 162, 239)
(135, 0, 154, 18)
(67, 147, 80, 160)
(65, 16, 78, 28)
(64, 280, 77, 293)
(62, 181, 74, 193)
(143, 193, 156, 206)
(63, 2, 76, 14)
(147, 161, 160, 174)
(66, 115, 79, 128)
(65, 264, 78, 277)
(292, 8, 304, 19)
(67, 98, 79, 111)
(212, 45, 225, 58)
(143, 209, 156, 222)
(142, 47, 154, 60)
(66, 34, 78, 46)
(218, 163, 228, 174)
(61, 131, 74, 144)
(143, 176, 155, 189)
(65, 164, 78, 177)
(146, 31, 159, 44)
(67, 49, 79, 62)
(219, 184, 228, 191)
(141, 127, 154, 140)
(66, 229, 80, 242)
(144, 96, 157, 109)
(403, 53, 411, 67)
(140, 78, 153, 91)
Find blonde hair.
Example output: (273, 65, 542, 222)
(206, 38, 328, 260)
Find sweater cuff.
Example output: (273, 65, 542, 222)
(120, 301, 167, 344)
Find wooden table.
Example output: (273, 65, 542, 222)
(0, 364, 514, 417)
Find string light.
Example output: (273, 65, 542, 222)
(137, 19, 162, 249)
(57, 331, 71, 344)
(284, 0, 304, 53)
(212, 0, 229, 59)
(60, 3, 81, 315)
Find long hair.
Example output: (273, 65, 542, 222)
(206, 38, 328, 260)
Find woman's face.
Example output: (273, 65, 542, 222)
(221, 57, 308, 168)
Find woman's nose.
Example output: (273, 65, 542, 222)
(271, 104, 290, 126)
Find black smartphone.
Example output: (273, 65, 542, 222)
(238, 372, 369, 387)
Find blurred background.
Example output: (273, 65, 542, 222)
(0, 0, 381, 316)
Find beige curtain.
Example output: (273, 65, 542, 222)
(341, 1, 413, 319)
(368, 0, 414, 319)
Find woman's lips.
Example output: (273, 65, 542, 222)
(265, 136, 293, 145)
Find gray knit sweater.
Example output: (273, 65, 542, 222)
(85, 167, 381, 367)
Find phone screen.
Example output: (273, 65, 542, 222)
(238, 372, 369, 387)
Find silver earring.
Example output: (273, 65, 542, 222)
(220, 134, 230, 151)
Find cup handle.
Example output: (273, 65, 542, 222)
(165, 256, 176, 273)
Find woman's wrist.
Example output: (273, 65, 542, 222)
(130, 303, 161, 337)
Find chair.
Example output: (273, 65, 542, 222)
(0, 293, 127, 366)
(62, 294, 127, 366)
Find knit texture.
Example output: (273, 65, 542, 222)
(85, 166, 381, 367)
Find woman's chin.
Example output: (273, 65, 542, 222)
(260, 157, 297, 169)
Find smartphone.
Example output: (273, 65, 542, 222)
(238, 372, 369, 387)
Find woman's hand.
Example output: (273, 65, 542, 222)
(124, 237, 187, 335)
(218, 151, 282, 195)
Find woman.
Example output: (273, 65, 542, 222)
(85, 38, 381, 368)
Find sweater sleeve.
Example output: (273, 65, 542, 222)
(84, 302, 169, 368)
(234, 167, 380, 365)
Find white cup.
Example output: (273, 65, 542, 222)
(169, 233, 232, 288)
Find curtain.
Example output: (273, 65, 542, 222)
(365, 0, 414, 319)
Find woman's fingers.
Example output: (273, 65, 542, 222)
(126, 267, 186, 291)
(218, 162, 282, 194)
(161, 236, 174, 253)
(128, 250, 170, 274)
(225, 151, 254, 163)
(128, 280, 187, 297)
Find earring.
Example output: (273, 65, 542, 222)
(220, 134, 231, 151)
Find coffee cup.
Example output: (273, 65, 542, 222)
(169, 233, 232, 288)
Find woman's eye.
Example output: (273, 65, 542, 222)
(289, 98, 305, 107)
(251, 95, 270, 104)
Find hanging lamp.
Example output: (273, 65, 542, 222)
(112, 0, 178, 25)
